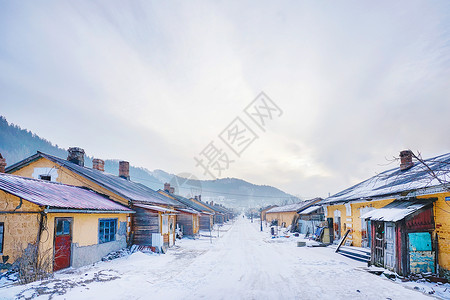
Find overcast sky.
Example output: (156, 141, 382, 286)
(1, 1, 449, 199)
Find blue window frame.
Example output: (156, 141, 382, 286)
(99, 219, 117, 244)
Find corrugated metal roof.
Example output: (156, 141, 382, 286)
(324, 152, 450, 205)
(133, 203, 177, 213)
(360, 200, 431, 222)
(298, 205, 322, 215)
(32, 152, 181, 207)
(0, 173, 132, 212)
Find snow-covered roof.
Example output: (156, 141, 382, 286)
(298, 205, 322, 215)
(0, 173, 133, 212)
(360, 200, 432, 222)
(267, 199, 320, 213)
(323, 152, 450, 205)
(7, 152, 182, 207)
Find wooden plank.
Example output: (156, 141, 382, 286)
(335, 229, 351, 253)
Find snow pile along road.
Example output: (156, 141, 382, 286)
(0, 218, 439, 299)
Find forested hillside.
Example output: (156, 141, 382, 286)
(0, 116, 298, 208)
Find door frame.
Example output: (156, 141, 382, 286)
(53, 217, 73, 271)
(384, 222, 396, 270)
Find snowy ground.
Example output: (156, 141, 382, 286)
(1, 217, 448, 300)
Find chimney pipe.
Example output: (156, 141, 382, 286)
(0, 153, 6, 173)
(164, 183, 170, 192)
(92, 158, 105, 172)
(194, 196, 198, 201)
(198, 195, 202, 202)
(67, 147, 85, 167)
(119, 161, 130, 180)
(400, 150, 414, 171)
(169, 187, 175, 194)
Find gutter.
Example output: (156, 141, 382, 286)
(0, 211, 42, 214)
(44, 208, 135, 214)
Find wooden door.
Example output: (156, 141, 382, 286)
(54, 218, 72, 271)
(374, 221, 384, 266)
(384, 222, 396, 270)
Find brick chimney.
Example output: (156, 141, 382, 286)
(169, 187, 175, 194)
(0, 153, 6, 173)
(400, 150, 414, 171)
(67, 147, 85, 167)
(119, 161, 130, 180)
(92, 158, 105, 172)
(164, 183, 170, 192)
(194, 196, 198, 201)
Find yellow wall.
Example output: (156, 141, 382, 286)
(326, 199, 395, 246)
(266, 211, 297, 227)
(0, 191, 41, 263)
(0, 190, 128, 267)
(10, 157, 130, 207)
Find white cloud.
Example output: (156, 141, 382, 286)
(1, 0, 449, 198)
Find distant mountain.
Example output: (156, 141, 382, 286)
(0, 116, 299, 208)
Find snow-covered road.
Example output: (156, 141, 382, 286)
(1, 217, 436, 299)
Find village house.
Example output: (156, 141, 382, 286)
(322, 150, 450, 278)
(190, 197, 225, 224)
(265, 198, 322, 228)
(0, 172, 133, 272)
(190, 196, 223, 226)
(159, 184, 205, 236)
(5, 148, 181, 250)
(260, 205, 278, 222)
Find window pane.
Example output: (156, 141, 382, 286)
(56, 220, 63, 235)
(99, 219, 117, 244)
(63, 220, 70, 235)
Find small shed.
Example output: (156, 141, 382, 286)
(361, 199, 436, 276)
(296, 205, 325, 236)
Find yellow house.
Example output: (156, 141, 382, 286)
(6, 148, 181, 249)
(260, 205, 278, 222)
(159, 188, 204, 236)
(323, 150, 450, 278)
(0, 173, 132, 273)
(266, 199, 322, 228)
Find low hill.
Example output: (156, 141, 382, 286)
(0, 116, 299, 208)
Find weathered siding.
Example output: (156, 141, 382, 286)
(177, 212, 194, 236)
(131, 206, 160, 245)
(0, 190, 41, 264)
(200, 215, 212, 231)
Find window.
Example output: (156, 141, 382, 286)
(99, 219, 117, 244)
(56, 219, 71, 236)
(0, 222, 4, 254)
(39, 175, 51, 181)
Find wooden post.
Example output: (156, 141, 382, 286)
(335, 229, 351, 253)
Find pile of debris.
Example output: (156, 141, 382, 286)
(101, 248, 132, 262)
